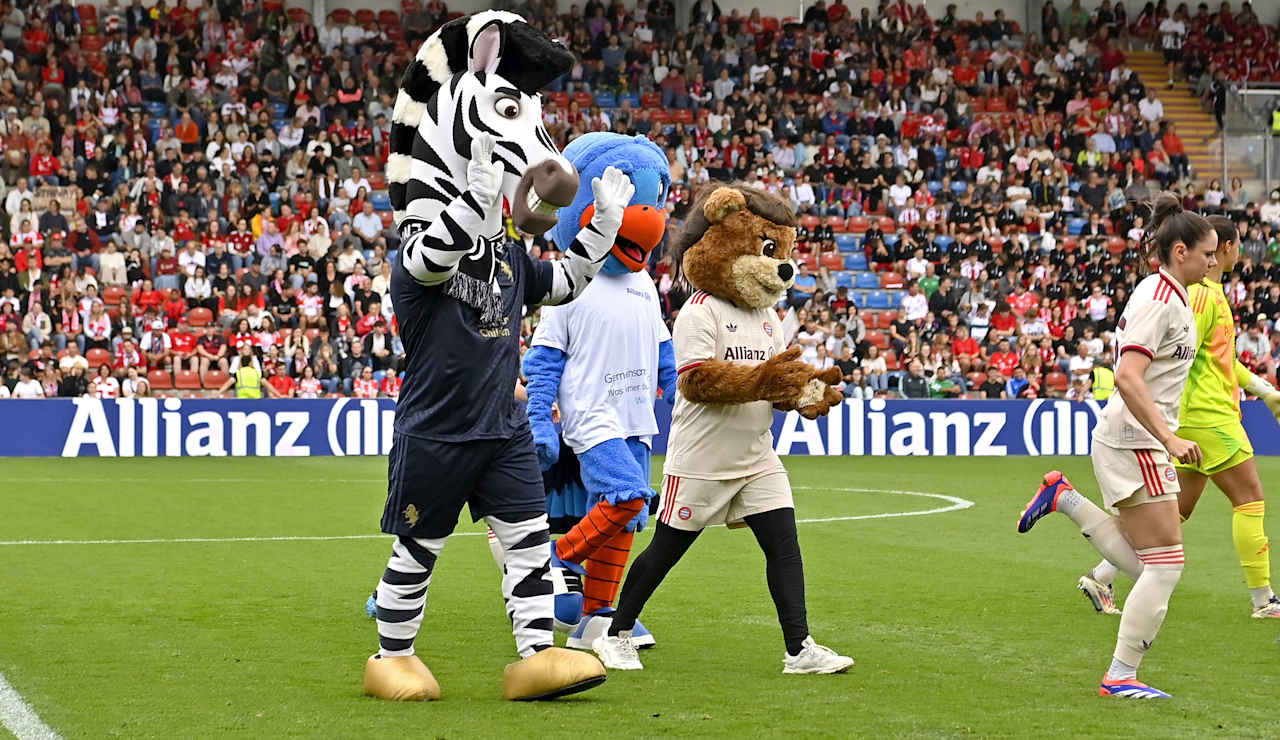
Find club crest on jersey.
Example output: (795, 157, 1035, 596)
(1164, 467, 1176, 482)
(725, 323, 737, 332)
(677, 506, 692, 521)
(763, 322, 773, 336)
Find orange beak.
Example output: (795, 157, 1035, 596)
(580, 203, 667, 272)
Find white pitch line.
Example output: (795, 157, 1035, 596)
(0, 487, 973, 546)
(0, 671, 61, 740)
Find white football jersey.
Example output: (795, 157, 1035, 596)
(531, 270, 669, 453)
(1093, 268, 1196, 450)
(665, 290, 787, 480)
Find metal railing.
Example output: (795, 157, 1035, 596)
(1224, 82, 1280, 195)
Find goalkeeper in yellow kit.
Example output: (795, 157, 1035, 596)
(1078, 216, 1280, 619)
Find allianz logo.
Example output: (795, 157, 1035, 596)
(59, 398, 395, 457)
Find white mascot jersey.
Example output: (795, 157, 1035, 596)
(530, 270, 670, 453)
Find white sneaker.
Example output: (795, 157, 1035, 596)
(1078, 574, 1122, 615)
(781, 636, 854, 674)
(592, 634, 643, 670)
(1251, 596, 1280, 619)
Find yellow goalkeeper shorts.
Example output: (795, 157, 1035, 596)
(1173, 423, 1254, 476)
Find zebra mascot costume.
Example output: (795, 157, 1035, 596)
(364, 10, 634, 702)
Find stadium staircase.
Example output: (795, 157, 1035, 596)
(1126, 50, 1255, 187)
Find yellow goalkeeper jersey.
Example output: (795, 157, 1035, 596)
(1179, 279, 1241, 427)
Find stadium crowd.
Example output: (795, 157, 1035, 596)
(0, 0, 1278, 401)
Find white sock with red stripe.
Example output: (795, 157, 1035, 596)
(1059, 492, 1145, 580)
(1113, 545, 1184, 672)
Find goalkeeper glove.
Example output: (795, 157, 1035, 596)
(1243, 373, 1280, 423)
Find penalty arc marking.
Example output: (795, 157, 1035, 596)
(0, 488, 974, 546)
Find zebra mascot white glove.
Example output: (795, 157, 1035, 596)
(588, 165, 636, 236)
(468, 133, 504, 210)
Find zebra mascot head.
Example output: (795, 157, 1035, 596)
(387, 11, 577, 236)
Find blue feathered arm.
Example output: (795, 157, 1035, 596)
(522, 345, 565, 471)
(657, 339, 676, 404)
(579, 437, 654, 532)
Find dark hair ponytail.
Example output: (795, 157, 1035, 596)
(1141, 192, 1211, 266)
(1206, 214, 1237, 250)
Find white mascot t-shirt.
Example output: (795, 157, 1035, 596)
(531, 269, 670, 453)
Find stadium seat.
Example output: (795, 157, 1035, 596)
(672, 108, 694, 124)
(148, 370, 173, 390)
(619, 92, 641, 108)
(849, 291, 866, 308)
(370, 192, 392, 211)
(950, 180, 968, 196)
(378, 9, 400, 25)
(102, 285, 127, 305)
(202, 370, 229, 389)
(884, 350, 901, 371)
(547, 91, 569, 108)
(876, 311, 896, 329)
(640, 92, 661, 108)
(967, 372, 987, 390)
(367, 172, 387, 191)
(834, 234, 859, 252)
(891, 291, 906, 308)
(289, 7, 312, 22)
(800, 252, 819, 271)
(379, 211, 395, 228)
(354, 8, 376, 25)
(934, 235, 955, 252)
(174, 370, 202, 390)
(1047, 372, 1070, 394)
(866, 330, 890, 349)
(825, 215, 846, 231)
(187, 308, 213, 327)
(987, 236, 1004, 253)
(866, 291, 891, 309)
(1068, 218, 1086, 235)
(572, 91, 594, 107)
(329, 8, 351, 23)
(927, 180, 943, 195)
(799, 214, 820, 231)
(878, 216, 896, 233)
(855, 272, 880, 290)
(595, 92, 617, 108)
(843, 253, 868, 271)
(834, 271, 854, 289)
(820, 251, 844, 270)
(881, 273, 905, 289)
(1107, 235, 1128, 254)
(846, 216, 870, 233)
(86, 348, 112, 367)
(882, 234, 899, 248)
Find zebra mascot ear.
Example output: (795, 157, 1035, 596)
(469, 22, 502, 75)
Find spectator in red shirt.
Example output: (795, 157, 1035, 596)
(1006, 282, 1038, 316)
(197, 325, 228, 375)
(266, 365, 296, 397)
(134, 279, 166, 314)
(352, 365, 379, 398)
(379, 372, 402, 399)
(988, 303, 1019, 345)
(163, 289, 186, 326)
(989, 338, 1021, 378)
(154, 247, 181, 291)
(951, 326, 983, 372)
(169, 317, 198, 372)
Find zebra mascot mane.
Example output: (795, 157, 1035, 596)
(388, 11, 578, 289)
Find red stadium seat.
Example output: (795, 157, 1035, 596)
(647, 109, 670, 125)
(572, 91, 594, 108)
(548, 91, 570, 108)
(329, 8, 351, 23)
(876, 311, 896, 329)
(640, 92, 661, 108)
(102, 285, 127, 305)
(202, 370, 229, 390)
(819, 252, 844, 270)
(825, 215, 845, 231)
(355, 9, 376, 25)
(187, 307, 213, 327)
(85, 348, 112, 368)
(379, 211, 395, 228)
(881, 273, 904, 289)
(368, 172, 387, 190)
(81, 34, 104, 51)
(672, 109, 694, 124)
(1106, 235, 1128, 254)
(967, 372, 987, 389)
(1046, 372, 1070, 394)
(148, 370, 173, 390)
(304, 328, 321, 343)
(174, 370, 202, 390)
(288, 7, 310, 22)
(77, 3, 96, 19)
(761, 16, 780, 32)
(884, 351, 900, 371)
(878, 216, 897, 233)
(378, 10, 400, 26)
(866, 330, 890, 349)
(846, 216, 870, 233)
(799, 214, 820, 231)
(1061, 236, 1079, 253)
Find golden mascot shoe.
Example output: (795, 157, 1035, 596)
(502, 647, 606, 701)
(363, 654, 441, 701)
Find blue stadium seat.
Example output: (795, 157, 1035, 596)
(1068, 179, 1082, 193)
(933, 146, 946, 163)
(619, 92, 641, 108)
(268, 192, 280, 208)
(950, 181, 968, 196)
(595, 92, 616, 108)
(882, 234, 899, 248)
(851, 291, 868, 308)
(272, 120, 286, 132)
(834, 271, 854, 289)
(855, 272, 880, 289)
(934, 235, 955, 252)
(891, 290, 905, 308)
(843, 252, 868, 270)
(927, 180, 943, 195)
(1068, 217, 1086, 235)
(834, 233, 858, 251)
(866, 291, 891, 309)
(271, 102, 288, 119)
(145, 101, 167, 119)
(146, 119, 162, 143)
(370, 192, 392, 211)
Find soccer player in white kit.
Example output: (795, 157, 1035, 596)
(1017, 194, 1218, 699)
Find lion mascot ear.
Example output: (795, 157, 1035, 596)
(703, 187, 746, 224)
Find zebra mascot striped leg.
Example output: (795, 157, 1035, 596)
(363, 11, 613, 702)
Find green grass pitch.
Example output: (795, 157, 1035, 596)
(2, 455, 1278, 738)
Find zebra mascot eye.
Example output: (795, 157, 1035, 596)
(494, 96, 521, 119)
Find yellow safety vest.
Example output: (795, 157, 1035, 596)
(1092, 366, 1115, 401)
(1273, 110, 1280, 135)
(236, 365, 262, 398)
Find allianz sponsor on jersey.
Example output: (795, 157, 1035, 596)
(772, 398, 1104, 456)
(59, 398, 395, 457)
